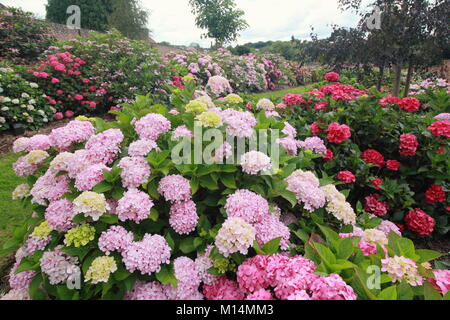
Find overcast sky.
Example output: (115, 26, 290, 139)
(1, 0, 368, 47)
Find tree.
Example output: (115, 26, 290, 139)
(338, 0, 450, 96)
(189, 0, 249, 47)
(107, 0, 150, 40)
(46, 0, 150, 40)
(46, 0, 112, 32)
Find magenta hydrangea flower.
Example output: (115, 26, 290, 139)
(45, 199, 76, 232)
(128, 139, 159, 157)
(98, 225, 134, 255)
(74, 163, 110, 192)
(169, 200, 199, 235)
(118, 157, 150, 188)
(116, 188, 154, 223)
(85, 129, 124, 165)
(245, 289, 274, 300)
(237, 256, 271, 293)
(122, 234, 171, 275)
(134, 113, 171, 141)
(225, 189, 269, 224)
(287, 290, 312, 300)
(158, 175, 191, 202)
(310, 274, 357, 300)
(203, 276, 244, 300)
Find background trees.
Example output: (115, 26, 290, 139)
(189, 0, 249, 47)
(45, 0, 150, 40)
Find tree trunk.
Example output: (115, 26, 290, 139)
(377, 63, 385, 91)
(403, 61, 414, 97)
(392, 64, 402, 97)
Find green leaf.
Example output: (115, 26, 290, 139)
(423, 282, 443, 300)
(190, 177, 199, 195)
(278, 189, 297, 208)
(262, 237, 281, 255)
(179, 237, 196, 254)
(313, 242, 337, 265)
(99, 213, 119, 224)
(220, 173, 237, 189)
(199, 175, 219, 191)
(252, 240, 265, 255)
(92, 181, 113, 193)
(397, 281, 414, 300)
(29, 274, 46, 300)
(336, 237, 355, 260)
(149, 208, 159, 222)
(155, 264, 177, 288)
(378, 286, 397, 300)
(416, 249, 443, 263)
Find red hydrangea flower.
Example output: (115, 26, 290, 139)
(399, 134, 418, 157)
(337, 171, 356, 183)
(313, 101, 328, 111)
(283, 94, 306, 106)
(324, 149, 334, 162)
(395, 223, 405, 234)
(327, 123, 351, 144)
(325, 72, 340, 82)
(428, 121, 450, 138)
(399, 97, 420, 112)
(310, 122, 323, 136)
(405, 208, 435, 236)
(386, 160, 401, 171)
(425, 185, 446, 204)
(361, 149, 385, 168)
(370, 178, 383, 190)
(378, 96, 401, 108)
(364, 194, 389, 216)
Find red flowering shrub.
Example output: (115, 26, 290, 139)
(361, 149, 385, 168)
(386, 160, 401, 171)
(327, 123, 351, 144)
(310, 122, 323, 136)
(425, 185, 446, 204)
(405, 209, 435, 236)
(399, 134, 418, 157)
(399, 97, 420, 112)
(325, 72, 340, 82)
(428, 121, 450, 138)
(337, 171, 356, 183)
(324, 149, 334, 162)
(370, 178, 383, 190)
(364, 194, 389, 217)
(26, 52, 108, 115)
(283, 93, 306, 106)
(378, 96, 401, 108)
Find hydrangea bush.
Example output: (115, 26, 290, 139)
(0, 65, 54, 131)
(0, 7, 55, 65)
(2, 78, 449, 300)
(251, 72, 449, 236)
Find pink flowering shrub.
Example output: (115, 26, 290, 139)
(2, 77, 448, 301)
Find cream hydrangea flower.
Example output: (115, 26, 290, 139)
(215, 217, 256, 257)
(381, 256, 423, 286)
(85, 256, 117, 284)
(362, 229, 388, 247)
(326, 200, 356, 225)
(12, 184, 30, 200)
(25, 150, 49, 165)
(73, 192, 108, 221)
(256, 98, 275, 111)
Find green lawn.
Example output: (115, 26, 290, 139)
(247, 84, 317, 101)
(0, 153, 32, 272)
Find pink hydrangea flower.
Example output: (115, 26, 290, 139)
(116, 188, 154, 223)
(134, 113, 171, 141)
(169, 200, 199, 235)
(45, 199, 76, 232)
(310, 274, 357, 300)
(203, 276, 244, 300)
(74, 163, 110, 192)
(118, 157, 150, 189)
(98, 226, 134, 255)
(128, 139, 159, 157)
(158, 175, 191, 202)
(225, 189, 269, 224)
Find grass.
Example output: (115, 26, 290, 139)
(0, 153, 32, 273)
(247, 84, 316, 101)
